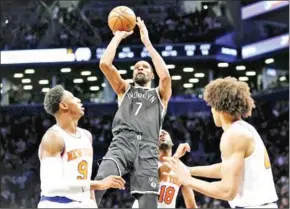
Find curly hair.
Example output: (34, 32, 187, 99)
(203, 77, 255, 118)
(43, 85, 65, 115)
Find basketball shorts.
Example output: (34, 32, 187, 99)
(97, 130, 159, 196)
(37, 196, 98, 208)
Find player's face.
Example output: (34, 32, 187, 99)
(211, 107, 222, 127)
(158, 130, 172, 160)
(60, 90, 84, 118)
(133, 61, 154, 86)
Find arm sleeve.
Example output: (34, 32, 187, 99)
(40, 157, 90, 194)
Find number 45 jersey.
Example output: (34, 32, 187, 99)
(112, 86, 166, 141)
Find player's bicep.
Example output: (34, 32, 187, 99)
(220, 152, 244, 197)
(40, 130, 64, 159)
(158, 76, 172, 105)
(99, 63, 128, 95)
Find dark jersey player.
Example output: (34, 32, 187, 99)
(94, 17, 172, 208)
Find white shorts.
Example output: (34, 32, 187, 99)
(38, 198, 97, 208)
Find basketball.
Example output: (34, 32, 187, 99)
(108, 6, 136, 32)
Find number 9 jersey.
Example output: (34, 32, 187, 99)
(112, 86, 166, 141)
(39, 125, 93, 203)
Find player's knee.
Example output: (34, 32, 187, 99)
(95, 159, 120, 180)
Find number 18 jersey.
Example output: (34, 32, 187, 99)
(112, 86, 166, 141)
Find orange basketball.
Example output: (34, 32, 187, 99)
(108, 6, 136, 32)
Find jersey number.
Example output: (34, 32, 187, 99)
(264, 148, 271, 169)
(134, 102, 143, 116)
(77, 160, 88, 179)
(158, 185, 176, 205)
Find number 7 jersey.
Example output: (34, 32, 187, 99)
(112, 86, 166, 141)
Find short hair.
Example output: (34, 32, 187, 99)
(203, 77, 255, 118)
(43, 85, 65, 115)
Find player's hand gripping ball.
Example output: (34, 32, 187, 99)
(108, 6, 136, 32)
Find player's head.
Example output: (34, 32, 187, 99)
(158, 129, 173, 160)
(132, 60, 154, 86)
(203, 77, 255, 127)
(43, 85, 84, 119)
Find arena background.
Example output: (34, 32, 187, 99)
(0, 0, 289, 208)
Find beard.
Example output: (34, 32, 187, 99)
(134, 73, 149, 86)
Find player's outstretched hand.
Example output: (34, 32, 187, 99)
(162, 157, 191, 186)
(173, 143, 191, 159)
(91, 175, 126, 190)
(136, 17, 151, 47)
(114, 30, 133, 39)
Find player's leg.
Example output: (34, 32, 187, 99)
(94, 158, 124, 206)
(131, 141, 159, 208)
(135, 193, 158, 208)
(94, 137, 133, 206)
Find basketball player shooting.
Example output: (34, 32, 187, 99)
(132, 130, 198, 208)
(163, 77, 279, 208)
(95, 17, 172, 208)
(37, 85, 125, 208)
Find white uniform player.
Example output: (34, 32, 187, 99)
(227, 121, 278, 208)
(39, 86, 126, 208)
(38, 125, 97, 208)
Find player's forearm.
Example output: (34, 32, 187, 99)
(181, 186, 198, 208)
(145, 43, 170, 81)
(189, 163, 222, 179)
(99, 35, 122, 66)
(186, 177, 234, 201)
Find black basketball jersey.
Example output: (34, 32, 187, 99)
(112, 85, 166, 141)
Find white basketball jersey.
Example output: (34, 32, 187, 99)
(228, 120, 278, 208)
(40, 124, 93, 202)
(158, 181, 180, 208)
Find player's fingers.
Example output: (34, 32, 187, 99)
(112, 176, 126, 184)
(163, 162, 173, 170)
(163, 156, 173, 162)
(113, 179, 125, 188)
(137, 16, 141, 23)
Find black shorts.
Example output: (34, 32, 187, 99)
(98, 131, 159, 196)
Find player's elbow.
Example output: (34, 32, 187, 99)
(223, 189, 237, 201)
(160, 74, 171, 83)
(99, 61, 110, 70)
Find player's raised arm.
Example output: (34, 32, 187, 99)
(99, 31, 132, 95)
(136, 17, 172, 106)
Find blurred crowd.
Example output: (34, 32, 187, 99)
(1, 1, 287, 50)
(1, 2, 228, 50)
(1, 94, 288, 208)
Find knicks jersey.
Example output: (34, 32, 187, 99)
(158, 181, 180, 208)
(228, 120, 278, 208)
(132, 181, 180, 208)
(112, 86, 166, 141)
(39, 124, 93, 202)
